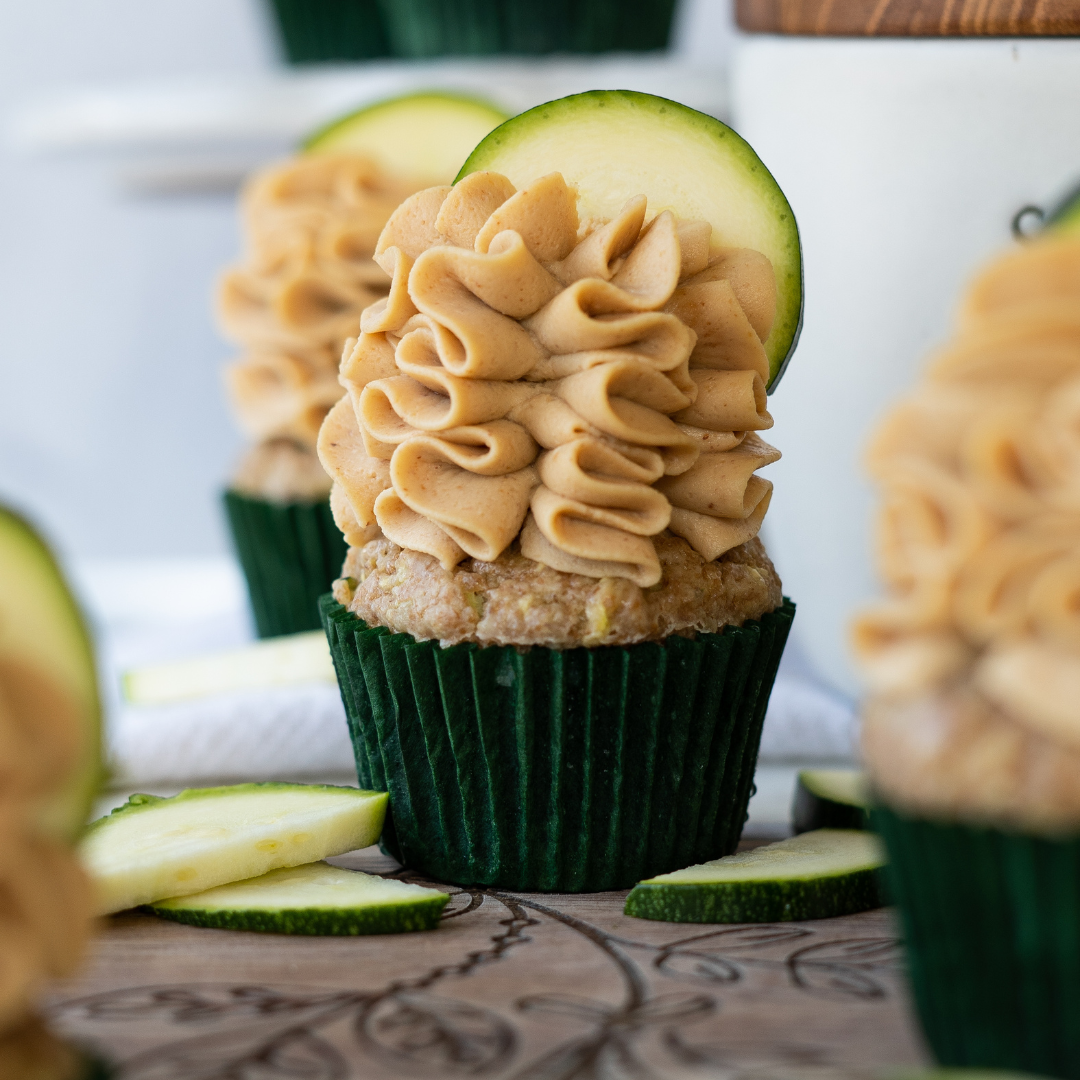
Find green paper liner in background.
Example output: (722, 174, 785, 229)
(377, 0, 677, 57)
(265, 0, 390, 64)
(224, 490, 347, 639)
(321, 594, 794, 891)
(875, 805, 1080, 1079)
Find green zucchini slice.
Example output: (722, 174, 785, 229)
(122, 630, 335, 705)
(149, 861, 447, 935)
(457, 89, 802, 390)
(0, 506, 102, 841)
(1046, 181, 1080, 235)
(624, 829, 885, 924)
(304, 91, 509, 185)
(81, 783, 387, 915)
(792, 768, 870, 834)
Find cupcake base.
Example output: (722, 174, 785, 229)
(224, 490, 347, 639)
(265, 0, 390, 64)
(321, 594, 794, 892)
(876, 805, 1080, 1079)
(377, 0, 677, 57)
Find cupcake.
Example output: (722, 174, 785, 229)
(854, 225, 1080, 1073)
(377, 0, 678, 58)
(317, 91, 801, 891)
(219, 153, 424, 638)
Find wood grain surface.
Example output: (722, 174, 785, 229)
(736, 0, 1080, 36)
(42, 847, 928, 1079)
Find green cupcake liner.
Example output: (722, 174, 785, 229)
(377, 0, 677, 57)
(875, 805, 1080, 1078)
(264, 0, 390, 64)
(320, 594, 794, 891)
(223, 490, 348, 639)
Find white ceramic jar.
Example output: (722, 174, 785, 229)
(732, 37, 1080, 696)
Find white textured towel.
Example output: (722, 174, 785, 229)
(74, 557, 857, 789)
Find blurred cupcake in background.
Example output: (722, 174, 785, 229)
(262, 0, 677, 65)
(377, 0, 678, 58)
(854, 212, 1080, 1075)
(264, 0, 390, 64)
(218, 94, 508, 638)
(219, 154, 418, 638)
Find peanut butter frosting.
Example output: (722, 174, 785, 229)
(0, 658, 94, 1034)
(318, 171, 780, 587)
(855, 231, 1080, 831)
(219, 154, 421, 499)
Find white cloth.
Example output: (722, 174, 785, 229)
(73, 557, 856, 789)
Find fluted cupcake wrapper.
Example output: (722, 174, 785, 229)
(321, 594, 794, 891)
(265, 0, 390, 64)
(224, 490, 348, 639)
(376, 0, 677, 57)
(875, 806, 1080, 1078)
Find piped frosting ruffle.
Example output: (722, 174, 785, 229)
(855, 232, 1080, 826)
(319, 170, 780, 587)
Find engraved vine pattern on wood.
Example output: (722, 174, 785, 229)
(50, 880, 903, 1080)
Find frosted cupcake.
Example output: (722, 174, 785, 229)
(318, 92, 800, 891)
(854, 227, 1080, 1074)
(219, 153, 420, 637)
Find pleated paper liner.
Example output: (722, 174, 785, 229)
(264, 0, 390, 64)
(376, 0, 677, 57)
(321, 594, 794, 892)
(223, 490, 348, 639)
(875, 805, 1080, 1079)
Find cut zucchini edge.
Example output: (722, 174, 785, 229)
(792, 768, 871, 835)
(0, 506, 103, 841)
(84, 781, 374, 834)
(456, 89, 803, 391)
(81, 783, 389, 915)
(147, 862, 448, 936)
(1046, 181, 1080, 235)
(624, 829, 885, 924)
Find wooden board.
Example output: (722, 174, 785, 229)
(736, 0, 1080, 36)
(43, 847, 928, 1079)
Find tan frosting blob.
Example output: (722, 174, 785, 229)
(855, 230, 1080, 830)
(0, 659, 94, 1033)
(318, 170, 779, 586)
(218, 155, 420, 497)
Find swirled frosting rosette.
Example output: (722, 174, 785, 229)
(219, 154, 420, 493)
(855, 229, 1080, 830)
(319, 170, 781, 596)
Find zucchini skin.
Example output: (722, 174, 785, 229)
(792, 784, 869, 834)
(624, 868, 884, 923)
(145, 894, 448, 936)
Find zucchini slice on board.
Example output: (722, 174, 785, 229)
(457, 89, 803, 390)
(792, 768, 870, 834)
(81, 783, 387, 915)
(304, 91, 509, 185)
(149, 861, 447, 935)
(0, 506, 102, 840)
(624, 829, 885, 924)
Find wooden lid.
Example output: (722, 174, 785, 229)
(736, 0, 1080, 36)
